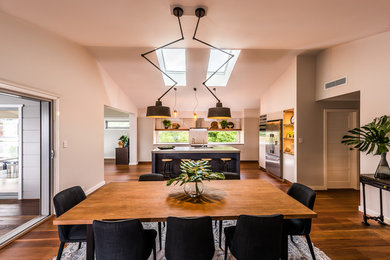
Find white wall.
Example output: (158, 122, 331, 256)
(0, 11, 137, 193)
(260, 59, 297, 183)
(104, 119, 129, 159)
(0, 95, 40, 199)
(316, 30, 390, 221)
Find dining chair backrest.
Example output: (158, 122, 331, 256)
(93, 219, 152, 260)
(53, 186, 86, 217)
(165, 216, 215, 260)
(287, 183, 316, 233)
(230, 214, 283, 260)
(53, 186, 86, 242)
(138, 173, 164, 181)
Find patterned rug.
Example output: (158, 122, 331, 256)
(54, 221, 330, 260)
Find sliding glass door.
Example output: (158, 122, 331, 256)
(0, 91, 52, 245)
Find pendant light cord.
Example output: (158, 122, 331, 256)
(141, 8, 184, 101)
(193, 10, 234, 103)
(193, 88, 199, 113)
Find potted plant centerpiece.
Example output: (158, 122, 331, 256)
(167, 160, 225, 197)
(342, 115, 390, 179)
(163, 119, 171, 129)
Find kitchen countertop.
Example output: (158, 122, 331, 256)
(152, 146, 240, 154)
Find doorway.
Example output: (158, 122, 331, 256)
(0, 90, 52, 246)
(324, 109, 359, 189)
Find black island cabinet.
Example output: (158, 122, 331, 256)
(152, 146, 240, 178)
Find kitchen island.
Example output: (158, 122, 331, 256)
(152, 146, 240, 177)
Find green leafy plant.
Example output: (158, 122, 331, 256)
(342, 115, 390, 155)
(118, 135, 129, 147)
(162, 120, 171, 129)
(220, 120, 228, 129)
(167, 160, 225, 186)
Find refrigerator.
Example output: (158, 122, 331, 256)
(265, 120, 283, 178)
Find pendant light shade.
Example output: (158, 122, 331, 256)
(208, 102, 231, 119)
(146, 100, 171, 118)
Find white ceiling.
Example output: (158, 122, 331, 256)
(1, 0, 389, 111)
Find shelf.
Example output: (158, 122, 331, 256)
(208, 129, 242, 131)
(283, 138, 294, 140)
(155, 129, 189, 131)
(284, 151, 295, 155)
(283, 124, 294, 126)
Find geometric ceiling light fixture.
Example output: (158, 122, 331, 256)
(142, 7, 184, 118)
(193, 7, 233, 119)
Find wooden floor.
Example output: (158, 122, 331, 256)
(0, 161, 390, 259)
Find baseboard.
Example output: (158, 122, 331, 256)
(104, 157, 115, 159)
(85, 180, 105, 195)
(358, 205, 390, 224)
(129, 162, 138, 165)
(308, 185, 327, 190)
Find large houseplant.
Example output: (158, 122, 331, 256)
(167, 160, 225, 197)
(342, 115, 390, 179)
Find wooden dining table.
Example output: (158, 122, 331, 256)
(53, 179, 317, 260)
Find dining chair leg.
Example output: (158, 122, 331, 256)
(158, 222, 162, 250)
(305, 234, 316, 260)
(78, 242, 82, 250)
(290, 235, 294, 243)
(224, 238, 228, 260)
(56, 242, 65, 260)
(152, 239, 157, 260)
(219, 220, 223, 249)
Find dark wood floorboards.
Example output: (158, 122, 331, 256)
(0, 199, 40, 237)
(0, 160, 389, 259)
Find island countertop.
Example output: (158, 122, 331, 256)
(152, 146, 240, 154)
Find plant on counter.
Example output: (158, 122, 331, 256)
(162, 119, 172, 129)
(118, 135, 129, 147)
(167, 160, 225, 197)
(342, 115, 390, 179)
(220, 120, 228, 129)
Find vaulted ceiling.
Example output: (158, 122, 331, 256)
(1, 0, 390, 111)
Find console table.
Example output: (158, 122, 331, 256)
(360, 174, 390, 226)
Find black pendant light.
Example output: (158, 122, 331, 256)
(142, 7, 184, 118)
(193, 7, 233, 119)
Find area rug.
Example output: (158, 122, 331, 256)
(54, 221, 330, 260)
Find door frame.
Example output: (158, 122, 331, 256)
(0, 79, 60, 247)
(323, 109, 360, 190)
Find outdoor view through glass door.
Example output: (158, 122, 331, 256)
(0, 91, 52, 245)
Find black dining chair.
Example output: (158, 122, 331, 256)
(138, 173, 164, 250)
(224, 214, 284, 260)
(93, 219, 157, 260)
(165, 216, 215, 260)
(285, 183, 317, 260)
(138, 173, 164, 181)
(53, 186, 87, 260)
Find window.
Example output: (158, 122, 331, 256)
(156, 48, 186, 86)
(0, 117, 19, 158)
(206, 49, 241, 86)
(156, 131, 189, 143)
(105, 120, 130, 129)
(208, 131, 240, 143)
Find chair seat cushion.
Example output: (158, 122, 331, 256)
(285, 219, 305, 235)
(67, 225, 87, 241)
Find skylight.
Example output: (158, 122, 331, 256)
(156, 48, 186, 86)
(206, 49, 241, 87)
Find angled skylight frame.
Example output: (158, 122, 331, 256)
(156, 48, 186, 86)
(206, 49, 241, 87)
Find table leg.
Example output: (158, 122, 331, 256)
(281, 231, 288, 260)
(361, 183, 369, 226)
(87, 224, 94, 260)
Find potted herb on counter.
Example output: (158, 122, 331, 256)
(220, 120, 228, 129)
(163, 119, 171, 129)
(167, 160, 225, 197)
